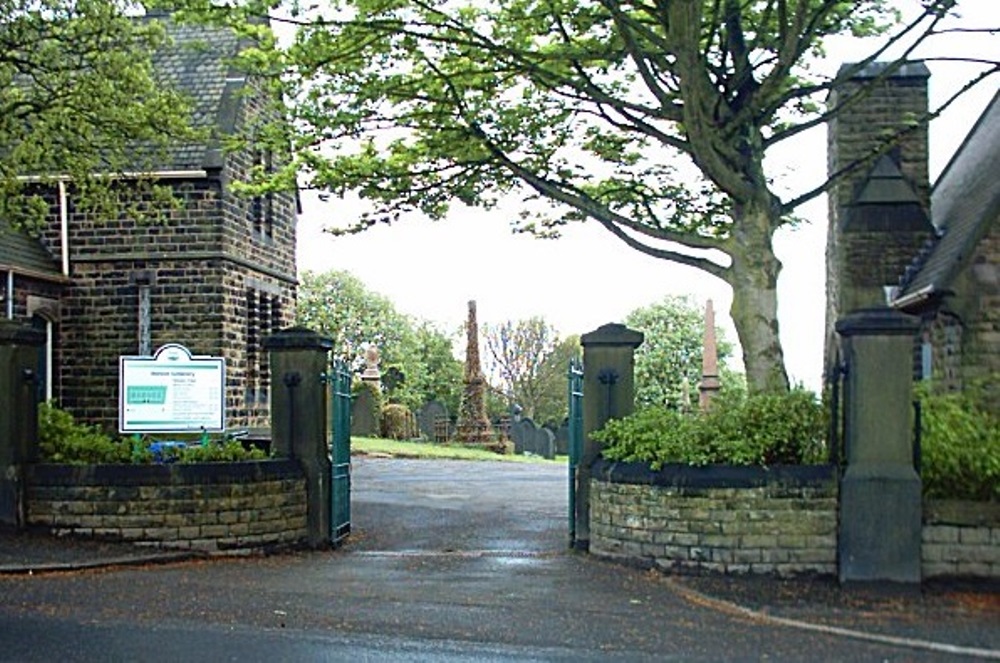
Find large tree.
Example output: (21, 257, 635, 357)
(181, 0, 996, 391)
(297, 269, 464, 410)
(483, 317, 576, 424)
(1, 0, 194, 225)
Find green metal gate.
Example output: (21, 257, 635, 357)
(329, 357, 352, 545)
(567, 358, 584, 547)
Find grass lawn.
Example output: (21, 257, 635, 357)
(352, 436, 566, 464)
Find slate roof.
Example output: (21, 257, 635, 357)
(0, 223, 63, 281)
(137, 15, 246, 172)
(895, 89, 1000, 304)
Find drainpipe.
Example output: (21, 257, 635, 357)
(5, 271, 12, 319)
(58, 181, 69, 277)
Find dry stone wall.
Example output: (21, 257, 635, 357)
(922, 500, 1000, 579)
(589, 461, 839, 576)
(25, 460, 307, 553)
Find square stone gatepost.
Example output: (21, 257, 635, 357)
(835, 308, 922, 584)
(0, 321, 46, 528)
(576, 323, 644, 551)
(265, 327, 334, 548)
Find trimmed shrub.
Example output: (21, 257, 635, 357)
(38, 402, 134, 464)
(38, 402, 266, 465)
(594, 387, 827, 469)
(919, 382, 999, 502)
(380, 403, 418, 440)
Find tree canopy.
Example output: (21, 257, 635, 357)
(0, 0, 194, 225)
(172, 0, 997, 392)
(296, 269, 463, 411)
(483, 317, 578, 425)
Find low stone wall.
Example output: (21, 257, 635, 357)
(25, 460, 308, 553)
(922, 500, 1000, 579)
(589, 459, 838, 576)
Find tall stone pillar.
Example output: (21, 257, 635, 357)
(836, 308, 921, 584)
(264, 327, 333, 548)
(575, 323, 643, 551)
(0, 321, 46, 528)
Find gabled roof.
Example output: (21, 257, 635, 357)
(895, 89, 1000, 305)
(0, 223, 64, 281)
(139, 15, 246, 172)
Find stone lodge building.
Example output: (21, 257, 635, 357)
(0, 16, 298, 431)
(826, 63, 999, 412)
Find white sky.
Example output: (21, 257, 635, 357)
(294, 2, 998, 392)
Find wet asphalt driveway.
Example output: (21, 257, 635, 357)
(0, 457, 991, 661)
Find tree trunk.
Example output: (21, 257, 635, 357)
(727, 205, 791, 393)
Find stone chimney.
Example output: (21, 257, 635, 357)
(824, 62, 935, 370)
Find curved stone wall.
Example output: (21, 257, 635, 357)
(25, 460, 308, 554)
(589, 459, 839, 576)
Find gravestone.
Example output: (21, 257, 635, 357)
(510, 417, 555, 459)
(351, 387, 379, 437)
(554, 420, 569, 456)
(417, 400, 449, 441)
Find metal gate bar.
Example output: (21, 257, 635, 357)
(567, 358, 584, 546)
(330, 357, 352, 544)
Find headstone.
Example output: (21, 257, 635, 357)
(554, 420, 569, 456)
(509, 417, 555, 459)
(527, 426, 556, 459)
(510, 417, 535, 455)
(351, 387, 379, 437)
(417, 400, 449, 440)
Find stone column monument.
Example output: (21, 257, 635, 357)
(836, 308, 921, 583)
(455, 300, 493, 446)
(698, 299, 721, 410)
(576, 322, 643, 551)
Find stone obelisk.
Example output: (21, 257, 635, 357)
(698, 299, 721, 410)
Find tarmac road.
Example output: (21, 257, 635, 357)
(0, 457, 995, 662)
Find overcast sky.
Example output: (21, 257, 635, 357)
(294, 2, 998, 392)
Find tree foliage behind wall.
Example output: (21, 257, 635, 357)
(1, 1, 195, 227)
(296, 269, 462, 412)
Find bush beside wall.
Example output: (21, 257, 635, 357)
(25, 460, 308, 553)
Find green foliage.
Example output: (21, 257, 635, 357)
(169, 440, 267, 463)
(1, 2, 196, 229)
(38, 402, 131, 464)
(38, 402, 265, 464)
(625, 296, 739, 409)
(297, 270, 463, 412)
(594, 388, 827, 469)
(918, 383, 999, 501)
(380, 403, 418, 440)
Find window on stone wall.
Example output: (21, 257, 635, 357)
(257, 291, 271, 403)
(246, 289, 259, 406)
(251, 149, 274, 240)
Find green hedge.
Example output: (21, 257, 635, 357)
(919, 383, 999, 502)
(594, 388, 827, 469)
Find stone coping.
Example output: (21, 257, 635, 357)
(591, 458, 837, 489)
(924, 499, 1000, 528)
(25, 459, 302, 486)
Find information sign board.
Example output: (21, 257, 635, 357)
(119, 343, 226, 433)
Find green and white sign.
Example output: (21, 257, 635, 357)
(119, 343, 226, 433)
